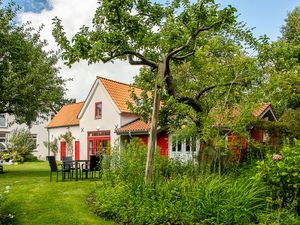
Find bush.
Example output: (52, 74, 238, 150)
(1, 129, 36, 163)
(255, 139, 300, 210)
(95, 139, 267, 224)
(94, 175, 266, 225)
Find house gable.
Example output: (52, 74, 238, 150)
(78, 78, 121, 119)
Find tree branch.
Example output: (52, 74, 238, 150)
(196, 82, 240, 100)
(177, 96, 203, 113)
(166, 19, 224, 61)
(125, 51, 158, 68)
(172, 50, 195, 60)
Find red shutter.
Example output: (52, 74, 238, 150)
(60, 141, 66, 160)
(75, 141, 80, 160)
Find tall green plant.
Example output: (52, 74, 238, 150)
(43, 138, 59, 156)
(59, 131, 75, 157)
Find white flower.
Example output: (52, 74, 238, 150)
(5, 185, 10, 193)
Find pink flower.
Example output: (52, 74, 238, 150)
(272, 154, 282, 161)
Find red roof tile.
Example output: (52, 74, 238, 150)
(116, 119, 150, 133)
(252, 103, 271, 118)
(98, 77, 143, 113)
(47, 102, 84, 128)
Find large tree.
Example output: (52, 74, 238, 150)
(52, 0, 247, 182)
(0, 1, 66, 125)
(129, 35, 260, 133)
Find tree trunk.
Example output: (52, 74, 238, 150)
(145, 61, 165, 184)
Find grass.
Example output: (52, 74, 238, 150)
(0, 161, 115, 225)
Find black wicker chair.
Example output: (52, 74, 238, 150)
(47, 156, 71, 182)
(81, 155, 102, 179)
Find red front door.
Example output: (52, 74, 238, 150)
(87, 131, 110, 159)
(60, 141, 66, 160)
(75, 141, 80, 160)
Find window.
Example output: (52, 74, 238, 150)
(177, 141, 182, 152)
(31, 134, 37, 149)
(0, 114, 7, 127)
(50, 112, 55, 120)
(95, 102, 102, 119)
(186, 140, 191, 152)
(0, 133, 6, 143)
(171, 136, 182, 152)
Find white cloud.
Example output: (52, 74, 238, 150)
(18, 0, 140, 101)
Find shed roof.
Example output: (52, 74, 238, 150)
(116, 119, 150, 134)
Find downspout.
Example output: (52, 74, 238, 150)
(47, 128, 50, 156)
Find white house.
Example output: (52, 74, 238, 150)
(0, 113, 51, 160)
(47, 76, 142, 160)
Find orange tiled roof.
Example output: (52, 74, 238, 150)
(116, 119, 150, 133)
(214, 103, 273, 127)
(252, 103, 271, 118)
(98, 77, 143, 113)
(47, 102, 84, 128)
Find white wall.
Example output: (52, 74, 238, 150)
(48, 125, 80, 160)
(120, 113, 138, 126)
(79, 81, 121, 160)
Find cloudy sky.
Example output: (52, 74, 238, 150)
(4, 0, 300, 101)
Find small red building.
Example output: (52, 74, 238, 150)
(116, 103, 277, 161)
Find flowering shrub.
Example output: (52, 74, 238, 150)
(255, 139, 300, 209)
(0, 185, 15, 224)
(272, 153, 282, 161)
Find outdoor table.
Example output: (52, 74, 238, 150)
(62, 159, 88, 181)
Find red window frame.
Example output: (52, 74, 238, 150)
(95, 102, 102, 119)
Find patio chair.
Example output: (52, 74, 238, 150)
(81, 155, 102, 179)
(47, 156, 71, 182)
(62, 156, 80, 179)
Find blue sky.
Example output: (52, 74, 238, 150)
(5, 0, 300, 41)
(215, 0, 300, 41)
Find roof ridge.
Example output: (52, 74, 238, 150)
(97, 76, 142, 90)
(64, 101, 85, 107)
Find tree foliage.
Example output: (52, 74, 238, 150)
(52, 0, 243, 113)
(257, 6, 300, 112)
(0, 1, 66, 125)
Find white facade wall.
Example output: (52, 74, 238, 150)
(120, 113, 138, 126)
(48, 126, 80, 160)
(79, 81, 122, 160)
(0, 113, 51, 160)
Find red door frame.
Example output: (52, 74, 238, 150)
(60, 141, 66, 160)
(75, 141, 80, 160)
(87, 130, 110, 159)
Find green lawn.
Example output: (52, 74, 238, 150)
(0, 161, 114, 225)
